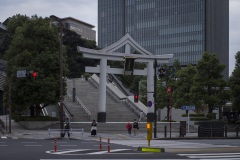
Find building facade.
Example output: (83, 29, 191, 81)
(61, 17, 96, 41)
(98, 0, 229, 78)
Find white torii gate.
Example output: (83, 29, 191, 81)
(77, 34, 173, 122)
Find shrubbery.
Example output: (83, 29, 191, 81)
(13, 116, 59, 122)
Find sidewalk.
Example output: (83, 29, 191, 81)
(0, 115, 187, 140)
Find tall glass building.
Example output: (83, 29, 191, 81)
(98, 0, 229, 78)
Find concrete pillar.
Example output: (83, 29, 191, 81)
(98, 58, 107, 122)
(147, 61, 155, 122)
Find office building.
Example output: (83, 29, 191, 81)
(60, 17, 96, 41)
(98, 0, 229, 78)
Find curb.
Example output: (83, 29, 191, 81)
(137, 146, 165, 153)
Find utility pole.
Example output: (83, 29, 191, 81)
(50, 15, 64, 137)
(154, 59, 157, 138)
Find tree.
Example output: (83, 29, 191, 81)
(173, 64, 198, 109)
(192, 52, 227, 113)
(4, 15, 64, 113)
(63, 29, 98, 78)
(229, 51, 240, 111)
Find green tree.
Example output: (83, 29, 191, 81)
(229, 51, 240, 111)
(63, 29, 98, 78)
(192, 52, 227, 113)
(174, 64, 198, 109)
(4, 15, 64, 113)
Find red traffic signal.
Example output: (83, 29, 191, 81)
(32, 72, 38, 77)
(26, 71, 38, 78)
(134, 94, 139, 103)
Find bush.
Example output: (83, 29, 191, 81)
(190, 117, 210, 121)
(13, 116, 59, 122)
(206, 113, 216, 120)
(182, 114, 205, 117)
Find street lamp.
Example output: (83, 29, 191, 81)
(50, 15, 64, 137)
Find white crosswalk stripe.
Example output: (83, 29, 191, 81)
(179, 152, 240, 160)
(109, 140, 234, 149)
(0, 136, 7, 139)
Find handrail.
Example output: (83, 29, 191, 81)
(67, 91, 91, 119)
(75, 97, 91, 119)
(63, 102, 74, 118)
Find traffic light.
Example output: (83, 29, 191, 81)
(26, 71, 38, 78)
(158, 67, 166, 78)
(134, 94, 139, 103)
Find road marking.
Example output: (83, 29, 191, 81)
(21, 142, 37, 144)
(0, 145, 7, 146)
(179, 152, 240, 159)
(59, 145, 77, 147)
(24, 145, 43, 147)
(1, 136, 7, 139)
(88, 149, 131, 155)
(46, 149, 91, 155)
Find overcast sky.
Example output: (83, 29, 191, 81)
(0, 0, 239, 77)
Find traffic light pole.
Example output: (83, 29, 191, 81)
(50, 15, 64, 137)
(154, 59, 157, 138)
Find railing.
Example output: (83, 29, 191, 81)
(66, 91, 91, 120)
(75, 97, 91, 120)
(48, 128, 84, 139)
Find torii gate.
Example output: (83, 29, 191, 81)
(77, 34, 173, 122)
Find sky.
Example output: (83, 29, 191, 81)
(0, 0, 239, 77)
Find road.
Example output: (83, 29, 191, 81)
(1, 136, 240, 160)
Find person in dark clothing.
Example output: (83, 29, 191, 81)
(63, 118, 71, 138)
(91, 120, 97, 136)
(133, 119, 139, 136)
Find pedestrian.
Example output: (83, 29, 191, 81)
(133, 119, 139, 136)
(126, 121, 132, 136)
(91, 120, 97, 136)
(63, 117, 71, 138)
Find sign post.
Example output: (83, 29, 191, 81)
(181, 106, 196, 136)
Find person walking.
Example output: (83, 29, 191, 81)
(63, 117, 71, 138)
(133, 119, 139, 136)
(91, 120, 97, 136)
(126, 121, 132, 136)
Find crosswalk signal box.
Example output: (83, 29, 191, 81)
(146, 122, 152, 140)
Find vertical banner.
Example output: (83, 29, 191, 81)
(124, 57, 136, 75)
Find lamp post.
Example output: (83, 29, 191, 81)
(50, 15, 64, 137)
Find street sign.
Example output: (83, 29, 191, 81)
(147, 101, 152, 107)
(17, 70, 26, 78)
(181, 105, 196, 110)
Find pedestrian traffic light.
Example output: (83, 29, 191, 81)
(134, 94, 139, 103)
(26, 71, 38, 78)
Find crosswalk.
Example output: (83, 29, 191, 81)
(1, 136, 7, 139)
(179, 152, 240, 159)
(109, 140, 234, 149)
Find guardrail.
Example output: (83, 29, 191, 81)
(48, 128, 84, 139)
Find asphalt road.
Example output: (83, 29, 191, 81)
(0, 138, 181, 160)
(1, 137, 240, 160)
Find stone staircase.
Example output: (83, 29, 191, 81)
(65, 78, 139, 122)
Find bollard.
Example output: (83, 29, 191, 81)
(100, 137, 102, 150)
(107, 138, 110, 153)
(164, 126, 167, 138)
(54, 139, 57, 152)
(237, 125, 239, 138)
(179, 125, 182, 138)
(225, 126, 227, 138)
